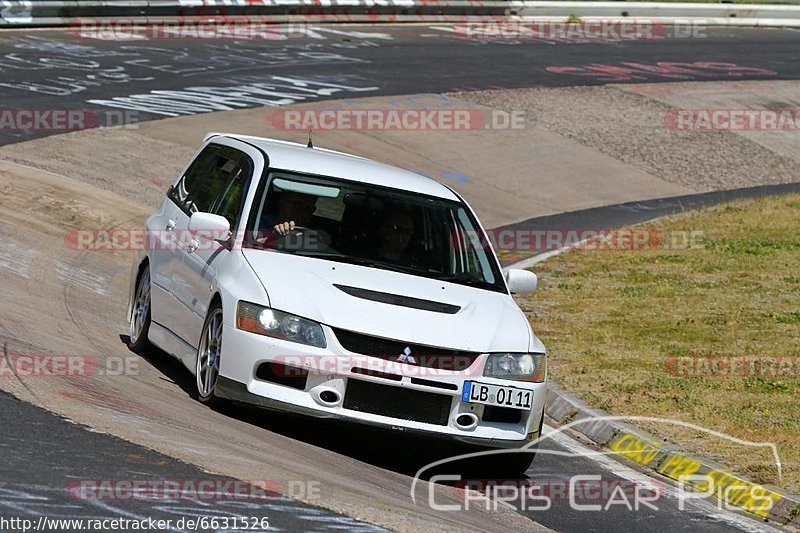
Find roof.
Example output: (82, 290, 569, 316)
(205, 133, 460, 201)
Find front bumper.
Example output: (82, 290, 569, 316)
(216, 377, 542, 449)
(219, 325, 546, 448)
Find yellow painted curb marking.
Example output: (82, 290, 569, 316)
(610, 432, 663, 466)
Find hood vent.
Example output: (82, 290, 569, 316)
(334, 284, 460, 314)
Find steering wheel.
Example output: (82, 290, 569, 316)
(272, 226, 332, 253)
(279, 225, 313, 236)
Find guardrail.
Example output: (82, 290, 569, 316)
(3, 0, 800, 27)
(7, 1, 508, 27)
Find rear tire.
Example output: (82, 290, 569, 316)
(128, 265, 153, 355)
(196, 302, 224, 406)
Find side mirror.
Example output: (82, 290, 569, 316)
(504, 268, 537, 295)
(188, 212, 231, 246)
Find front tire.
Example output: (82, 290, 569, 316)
(196, 302, 224, 406)
(492, 451, 536, 478)
(128, 265, 152, 355)
(471, 414, 542, 478)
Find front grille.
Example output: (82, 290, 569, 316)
(343, 379, 452, 425)
(482, 405, 523, 424)
(333, 328, 480, 371)
(351, 366, 402, 381)
(410, 378, 459, 391)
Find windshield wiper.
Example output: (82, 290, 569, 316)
(299, 252, 417, 274)
(436, 273, 493, 288)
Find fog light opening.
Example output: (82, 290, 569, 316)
(319, 390, 340, 405)
(455, 413, 479, 430)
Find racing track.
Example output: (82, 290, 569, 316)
(0, 24, 797, 532)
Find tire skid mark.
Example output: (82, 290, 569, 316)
(61, 212, 150, 365)
(58, 380, 162, 420)
(0, 242, 38, 280)
(1, 338, 37, 399)
(55, 261, 108, 296)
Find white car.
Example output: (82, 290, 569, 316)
(127, 133, 546, 474)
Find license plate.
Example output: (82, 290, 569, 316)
(462, 381, 532, 410)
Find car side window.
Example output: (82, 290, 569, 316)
(188, 150, 242, 214)
(169, 145, 252, 229)
(213, 158, 252, 229)
(169, 146, 220, 214)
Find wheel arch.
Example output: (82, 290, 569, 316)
(209, 291, 224, 316)
(127, 256, 150, 325)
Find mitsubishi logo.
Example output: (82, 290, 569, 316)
(397, 346, 417, 365)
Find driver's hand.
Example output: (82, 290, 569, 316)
(274, 221, 295, 235)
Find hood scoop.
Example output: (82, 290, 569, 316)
(333, 284, 461, 314)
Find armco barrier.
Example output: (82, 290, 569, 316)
(3, 1, 800, 27)
(518, 1, 800, 20)
(0, 1, 507, 26)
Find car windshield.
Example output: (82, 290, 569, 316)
(244, 170, 505, 292)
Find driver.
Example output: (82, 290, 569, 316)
(272, 191, 317, 235)
(256, 191, 330, 250)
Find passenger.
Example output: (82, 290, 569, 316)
(377, 208, 417, 266)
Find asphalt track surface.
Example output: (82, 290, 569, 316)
(0, 25, 800, 145)
(0, 388, 384, 532)
(1, 24, 797, 532)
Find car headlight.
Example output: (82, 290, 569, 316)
(483, 353, 546, 382)
(236, 301, 326, 348)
